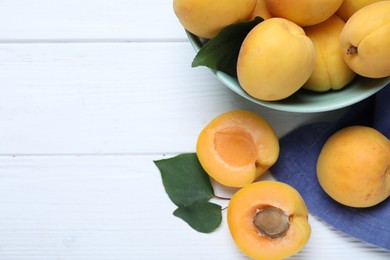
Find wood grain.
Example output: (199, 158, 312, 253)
(0, 0, 183, 41)
(0, 1, 388, 259)
(0, 42, 344, 155)
(0, 156, 389, 259)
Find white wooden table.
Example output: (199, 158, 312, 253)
(0, 1, 389, 259)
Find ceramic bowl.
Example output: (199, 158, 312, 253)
(186, 31, 390, 113)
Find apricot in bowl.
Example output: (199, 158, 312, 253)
(173, 0, 256, 39)
(186, 31, 390, 113)
(237, 17, 316, 101)
(196, 110, 279, 188)
(227, 181, 311, 260)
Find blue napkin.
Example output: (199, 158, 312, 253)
(270, 84, 390, 250)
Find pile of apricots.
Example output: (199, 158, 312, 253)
(173, 1, 390, 258)
(174, 0, 390, 101)
(196, 110, 390, 259)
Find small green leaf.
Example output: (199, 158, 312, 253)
(154, 153, 214, 207)
(173, 201, 222, 233)
(154, 154, 224, 233)
(192, 16, 264, 77)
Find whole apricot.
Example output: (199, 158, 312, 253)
(265, 0, 343, 26)
(336, 0, 384, 22)
(303, 15, 356, 92)
(173, 0, 256, 39)
(196, 110, 279, 187)
(249, 0, 273, 20)
(227, 181, 311, 260)
(317, 126, 390, 208)
(237, 17, 315, 101)
(340, 1, 390, 78)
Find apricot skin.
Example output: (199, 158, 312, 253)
(173, 0, 256, 39)
(336, 0, 383, 22)
(249, 0, 273, 20)
(317, 126, 390, 208)
(227, 181, 311, 260)
(265, 0, 343, 26)
(303, 15, 356, 92)
(237, 18, 316, 101)
(340, 1, 390, 78)
(196, 110, 279, 187)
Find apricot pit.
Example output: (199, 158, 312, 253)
(196, 110, 279, 187)
(253, 207, 289, 239)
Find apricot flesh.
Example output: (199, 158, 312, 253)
(196, 110, 279, 187)
(227, 181, 311, 260)
(317, 126, 390, 208)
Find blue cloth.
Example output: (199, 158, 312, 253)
(270, 84, 390, 250)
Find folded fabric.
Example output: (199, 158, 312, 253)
(271, 84, 390, 250)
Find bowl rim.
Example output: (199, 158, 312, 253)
(186, 30, 390, 113)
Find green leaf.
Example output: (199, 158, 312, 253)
(173, 201, 222, 233)
(154, 153, 214, 207)
(191, 16, 264, 77)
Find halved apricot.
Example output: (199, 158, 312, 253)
(227, 181, 311, 260)
(196, 110, 279, 187)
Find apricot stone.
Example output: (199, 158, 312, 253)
(173, 0, 256, 39)
(227, 181, 311, 260)
(317, 126, 390, 208)
(196, 110, 279, 187)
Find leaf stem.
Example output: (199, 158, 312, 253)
(214, 195, 231, 200)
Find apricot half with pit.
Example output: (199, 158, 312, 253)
(227, 181, 311, 260)
(196, 110, 279, 187)
(317, 126, 390, 208)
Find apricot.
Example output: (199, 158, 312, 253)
(227, 181, 311, 260)
(340, 1, 390, 78)
(317, 126, 390, 208)
(237, 17, 315, 101)
(249, 0, 273, 20)
(264, 0, 344, 26)
(336, 0, 383, 22)
(303, 15, 356, 92)
(173, 0, 256, 39)
(196, 110, 279, 187)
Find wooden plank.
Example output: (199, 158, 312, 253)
(0, 0, 184, 41)
(0, 156, 388, 259)
(0, 42, 345, 155)
(1, 1, 386, 258)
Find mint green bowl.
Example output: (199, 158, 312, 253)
(186, 31, 390, 113)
